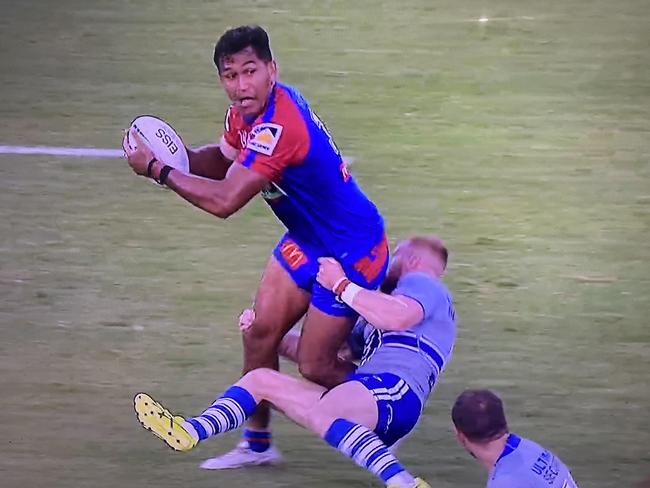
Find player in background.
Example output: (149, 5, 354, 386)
(123, 25, 388, 468)
(134, 236, 455, 488)
(452, 390, 579, 488)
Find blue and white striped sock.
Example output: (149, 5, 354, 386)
(184, 386, 257, 441)
(324, 418, 413, 485)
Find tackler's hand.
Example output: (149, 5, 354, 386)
(123, 128, 156, 177)
(238, 308, 256, 332)
(316, 257, 346, 292)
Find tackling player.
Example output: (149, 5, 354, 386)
(123, 25, 388, 467)
(134, 236, 455, 488)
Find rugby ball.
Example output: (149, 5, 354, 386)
(126, 115, 189, 173)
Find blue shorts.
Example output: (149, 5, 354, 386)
(346, 372, 422, 447)
(273, 233, 389, 317)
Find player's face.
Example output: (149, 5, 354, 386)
(219, 47, 277, 119)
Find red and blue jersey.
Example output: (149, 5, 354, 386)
(222, 82, 385, 263)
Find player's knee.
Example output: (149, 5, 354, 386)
(243, 316, 283, 348)
(244, 367, 275, 380)
(298, 360, 331, 385)
(239, 367, 276, 392)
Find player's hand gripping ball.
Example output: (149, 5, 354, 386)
(122, 115, 190, 175)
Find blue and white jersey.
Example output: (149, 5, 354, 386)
(355, 272, 457, 404)
(487, 434, 579, 488)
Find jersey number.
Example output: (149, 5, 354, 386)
(309, 109, 340, 156)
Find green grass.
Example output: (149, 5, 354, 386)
(1, 0, 649, 487)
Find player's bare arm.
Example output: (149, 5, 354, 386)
(186, 143, 234, 180)
(316, 257, 424, 331)
(125, 129, 267, 218)
(160, 162, 267, 218)
(345, 291, 423, 332)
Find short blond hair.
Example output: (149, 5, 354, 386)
(408, 235, 448, 269)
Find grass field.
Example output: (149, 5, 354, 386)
(1, 0, 649, 486)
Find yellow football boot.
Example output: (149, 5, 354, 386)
(387, 478, 432, 488)
(133, 392, 198, 452)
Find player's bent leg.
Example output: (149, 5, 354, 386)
(202, 254, 310, 470)
(298, 304, 357, 388)
(303, 380, 378, 436)
(243, 255, 310, 371)
(243, 254, 309, 425)
(312, 377, 429, 488)
(322, 416, 429, 488)
(229, 370, 431, 486)
(197, 370, 418, 485)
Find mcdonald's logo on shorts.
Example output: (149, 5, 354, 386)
(280, 239, 308, 270)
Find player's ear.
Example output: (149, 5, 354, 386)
(268, 60, 278, 82)
(406, 253, 420, 270)
(455, 428, 471, 452)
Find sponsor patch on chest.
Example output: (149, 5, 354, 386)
(247, 123, 283, 156)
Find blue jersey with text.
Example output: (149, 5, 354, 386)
(487, 434, 579, 488)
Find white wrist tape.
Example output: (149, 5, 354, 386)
(340, 282, 362, 306)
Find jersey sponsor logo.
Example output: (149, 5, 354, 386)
(247, 123, 283, 156)
(280, 239, 307, 270)
(531, 452, 560, 484)
(354, 235, 389, 283)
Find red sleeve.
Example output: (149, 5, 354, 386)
(236, 97, 309, 183)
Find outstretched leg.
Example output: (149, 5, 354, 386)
(235, 370, 427, 488)
(135, 369, 427, 487)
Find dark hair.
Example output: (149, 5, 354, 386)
(213, 25, 273, 72)
(451, 389, 508, 443)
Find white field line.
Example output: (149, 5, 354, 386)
(0, 144, 356, 164)
(0, 145, 123, 158)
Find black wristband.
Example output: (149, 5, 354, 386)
(146, 158, 157, 178)
(157, 165, 174, 186)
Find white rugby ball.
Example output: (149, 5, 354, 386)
(126, 115, 189, 173)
